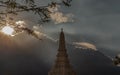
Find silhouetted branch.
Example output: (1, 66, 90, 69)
(0, 0, 72, 24)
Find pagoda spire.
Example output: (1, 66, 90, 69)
(48, 29, 76, 75)
(58, 28, 66, 50)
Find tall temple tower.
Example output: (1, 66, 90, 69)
(48, 29, 76, 75)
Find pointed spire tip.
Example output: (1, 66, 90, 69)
(61, 28, 63, 32)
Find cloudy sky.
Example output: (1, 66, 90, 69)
(0, 0, 120, 75)
(38, 0, 120, 57)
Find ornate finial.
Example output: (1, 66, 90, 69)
(61, 28, 63, 32)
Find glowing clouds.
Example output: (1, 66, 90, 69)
(47, 4, 74, 24)
(15, 20, 26, 28)
(0, 20, 44, 40)
(15, 21, 42, 40)
(1, 26, 14, 36)
(73, 42, 97, 51)
(50, 12, 67, 24)
(50, 12, 73, 24)
(16, 21, 25, 25)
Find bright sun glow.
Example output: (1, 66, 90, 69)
(1, 26, 14, 36)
